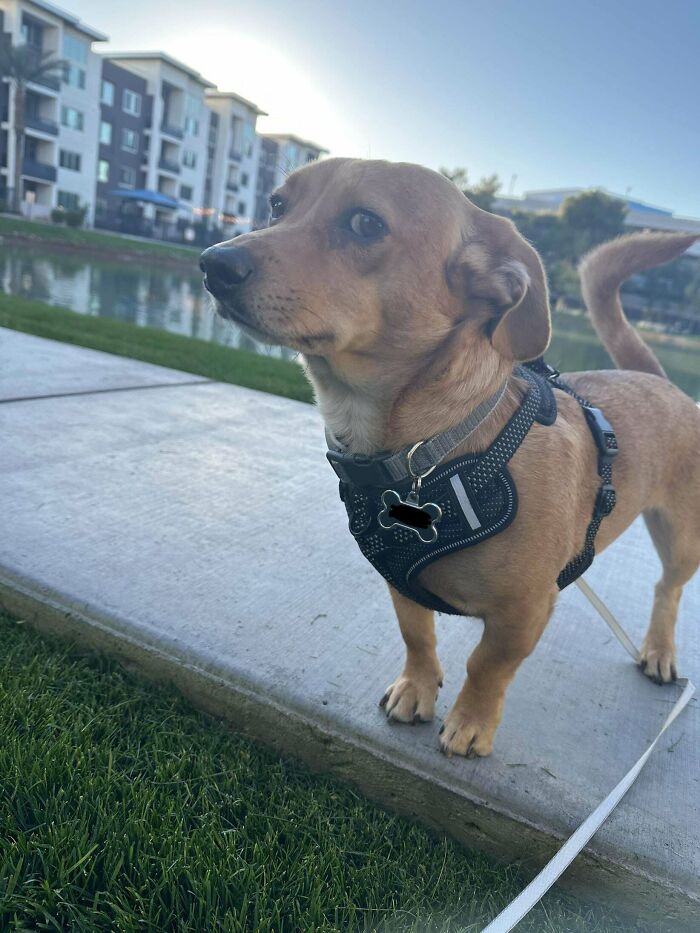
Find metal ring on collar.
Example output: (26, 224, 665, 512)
(406, 441, 437, 480)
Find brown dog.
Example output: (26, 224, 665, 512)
(200, 158, 700, 757)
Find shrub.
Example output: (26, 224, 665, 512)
(51, 207, 66, 224)
(64, 205, 88, 228)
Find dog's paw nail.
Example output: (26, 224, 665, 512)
(379, 692, 389, 708)
(640, 659, 647, 672)
(438, 723, 445, 735)
(438, 680, 443, 688)
(671, 665, 678, 682)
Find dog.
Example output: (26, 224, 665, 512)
(200, 158, 700, 757)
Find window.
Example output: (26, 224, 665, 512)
(182, 150, 197, 169)
(59, 150, 81, 171)
(63, 35, 88, 65)
(60, 106, 84, 131)
(62, 62, 86, 89)
(122, 89, 142, 116)
(97, 159, 110, 183)
(242, 122, 255, 159)
(179, 184, 193, 201)
(185, 93, 200, 133)
(21, 17, 43, 51)
(286, 143, 299, 167)
(237, 201, 247, 214)
(57, 191, 80, 211)
(100, 80, 115, 106)
(241, 172, 249, 187)
(118, 166, 136, 188)
(121, 128, 139, 152)
(99, 121, 112, 145)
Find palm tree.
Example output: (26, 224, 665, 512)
(0, 42, 65, 210)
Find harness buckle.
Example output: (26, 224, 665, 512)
(582, 406, 619, 462)
(594, 483, 617, 520)
(326, 450, 393, 487)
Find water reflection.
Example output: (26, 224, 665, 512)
(0, 243, 299, 362)
(1, 243, 698, 398)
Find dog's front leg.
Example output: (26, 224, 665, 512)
(380, 586, 444, 723)
(440, 590, 556, 757)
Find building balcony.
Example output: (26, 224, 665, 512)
(24, 47, 61, 93)
(22, 158, 57, 182)
(158, 157, 181, 175)
(226, 181, 239, 192)
(25, 113, 59, 136)
(228, 149, 242, 162)
(160, 123, 184, 140)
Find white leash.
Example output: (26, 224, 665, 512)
(481, 577, 696, 933)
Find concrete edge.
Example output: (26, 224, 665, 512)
(1, 571, 697, 929)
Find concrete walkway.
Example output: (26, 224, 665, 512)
(1, 328, 698, 927)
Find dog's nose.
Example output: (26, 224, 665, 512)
(199, 245, 256, 295)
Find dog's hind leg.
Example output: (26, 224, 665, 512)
(380, 586, 444, 723)
(439, 587, 558, 757)
(640, 503, 700, 684)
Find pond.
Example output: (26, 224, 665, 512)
(2, 242, 699, 399)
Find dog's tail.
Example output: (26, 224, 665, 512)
(578, 231, 698, 377)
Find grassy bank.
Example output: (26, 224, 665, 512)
(0, 293, 313, 403)
(0, 608, 638, 933)
(0, 214, 198, 261)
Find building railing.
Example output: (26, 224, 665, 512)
(25, 113, 59, 136)
(158, 157, 181, 175)
(160, 122, 184, 140)
(22, 157, 57, 182)
(226, 181, 239, 192)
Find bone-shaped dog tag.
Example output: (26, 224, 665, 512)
(378, 489, 442, 543)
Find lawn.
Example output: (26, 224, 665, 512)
(0, 293, 313, 404)
(0, 214, 198, 260)
(0, 608, 639, 933)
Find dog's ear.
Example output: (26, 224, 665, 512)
(454, 211, 552, 362)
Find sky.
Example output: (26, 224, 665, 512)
(65, 0, 700, 217)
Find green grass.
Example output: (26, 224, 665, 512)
(0, 293, 314, 404)
(0, 608, 642, 933)
(0, 214, 198, 259)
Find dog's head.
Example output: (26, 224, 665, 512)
(201, 158, 551, 386)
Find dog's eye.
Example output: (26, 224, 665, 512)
(269, 194, 285, 221)
(347, 209, 386, 241)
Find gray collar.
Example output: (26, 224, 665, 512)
(326, 378, 509, 488)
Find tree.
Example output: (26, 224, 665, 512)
(559, 190, 627, 255)
(440, 167, 501, 213)
(0, 43, 65, 208)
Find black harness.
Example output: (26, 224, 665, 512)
(327, 362, 618, 614)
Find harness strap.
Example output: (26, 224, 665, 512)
(467, 367, 543, 494)
(549, 374, 618, 589)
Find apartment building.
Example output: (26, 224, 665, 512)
(104, 51, 214, 230)
(0, 0, 105, 222)
(94, 58, 151, 231)
(254, 133, 327, 226)
(204, 90, 266, 236)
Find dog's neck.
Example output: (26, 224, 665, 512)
(304, 355, 391, 452)
(304, 352, 519, 456)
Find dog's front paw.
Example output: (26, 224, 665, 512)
(640, 637, 677, 684)
(379, 667, 442, 724)
(438, 700, 499, 758)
